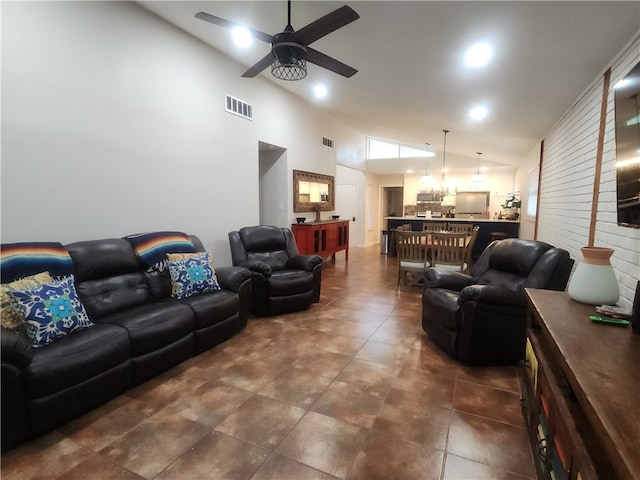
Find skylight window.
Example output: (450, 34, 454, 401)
(368, 139, 435, 159)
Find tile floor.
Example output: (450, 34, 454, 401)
(1, 245, 535, 480)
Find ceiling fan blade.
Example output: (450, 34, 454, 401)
(306, 48, 357, 78)
(241, 53, 275, 78)
(296, 5, 359, 46)
(195, 12, 274, 44)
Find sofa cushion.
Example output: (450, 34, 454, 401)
(177, 290, 240, 329)
(75, 272, 155, 320)
(239, 226, 289, 271)
(103, 300, 195, 356)
(7, 275, 94, 348)
(166, 252, 220, 299)
(268, 270, 315, 296)
(67, 239, 141, 282)
(486, 239, 551, 277)
(25, 323, 130, 398)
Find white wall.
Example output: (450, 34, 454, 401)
(539, 32, 640, 308)
(1, 2, 365, 265)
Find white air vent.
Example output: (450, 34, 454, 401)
(322, 137, 334, 149)
(225, 94, 253, 120)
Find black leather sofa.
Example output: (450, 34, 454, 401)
(228, 225, 323, 316)
(1, 234, 252, 452)
(422, 238, 574, 365)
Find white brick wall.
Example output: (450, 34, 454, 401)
(539, 32, 640, 309)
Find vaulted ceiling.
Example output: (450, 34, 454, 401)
(140, 1, 640, 174)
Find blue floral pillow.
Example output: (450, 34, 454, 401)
(166, 252, 220, 299)
(6, 275, 94, 348)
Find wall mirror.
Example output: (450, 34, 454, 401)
(615, 60, 640, 228)
(293, 170, 335, 213)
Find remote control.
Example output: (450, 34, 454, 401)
(589, 315, 630, 326)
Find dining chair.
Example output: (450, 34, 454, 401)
(430, 231, 468, 272)
(447, 222, 474, 235)
(395, 230, 430, 289)
(422, 221, 448, 232)
(463, 225, 480, 274)
(390, 223, 413, 257)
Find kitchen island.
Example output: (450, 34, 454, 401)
(384, 217, 520, 259)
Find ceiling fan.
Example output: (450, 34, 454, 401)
(195, 1, 360, 80)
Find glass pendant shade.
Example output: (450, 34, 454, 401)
(472, 152, 484, 182)
(567, 247, 620, 305)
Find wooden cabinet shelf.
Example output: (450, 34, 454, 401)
(292, 220, 349, 260)
(523, 289, 640, 480)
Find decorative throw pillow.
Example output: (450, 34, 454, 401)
(6, 275, 94, 348)
(1, 271, 54, 337)
(166, 252, 220, 299)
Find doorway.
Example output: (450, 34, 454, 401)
(382, 186, 404, 218)
(335, 184, 358, 248)
(258, 141, 287, 227)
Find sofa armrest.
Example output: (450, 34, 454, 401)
(424, 268, 476, 291)
(1, 328, 33, 377)
(238, 260, 272, 277)
(215, 266, 253, 292)
(285, 254, 323, 272)
(459, 284, 527, 307)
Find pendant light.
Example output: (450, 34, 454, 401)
(473, 152, 484, 183)
(440, 129, 453, 196)
(421, 143, 432, 184)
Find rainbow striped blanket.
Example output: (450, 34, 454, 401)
(124, 231, 196, 269)
(0, 242, 73, 282)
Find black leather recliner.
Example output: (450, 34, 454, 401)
(228, 225, 323, 316)
(422, 238, 574, 365)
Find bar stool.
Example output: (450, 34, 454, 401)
(490, 232, 509, 242)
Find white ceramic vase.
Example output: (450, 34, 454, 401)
(568, 247, 619, 305)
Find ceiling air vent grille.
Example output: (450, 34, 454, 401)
(322, 137, 334, 149)
(225, 94, 253, 120)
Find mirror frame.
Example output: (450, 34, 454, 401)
(614, 60, 640, 228)
(293, 169, 335, 213)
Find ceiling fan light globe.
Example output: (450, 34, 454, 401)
(271, 42, 308, 80)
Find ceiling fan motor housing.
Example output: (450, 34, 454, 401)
(271, 31, 308, 80)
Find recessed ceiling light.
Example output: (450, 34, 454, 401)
(232, 26, 252, 48)
(465, 43, 493, 68)
(313, 84, 328, 99)
(469, 106, 488, 121)
(406, 169, 414, 174)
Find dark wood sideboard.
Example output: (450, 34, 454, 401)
(291, 220, 349, 260)
(523, 289, 640, 480)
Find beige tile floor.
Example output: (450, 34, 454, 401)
(1, 245, 535, 480)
